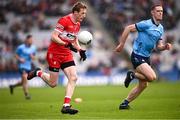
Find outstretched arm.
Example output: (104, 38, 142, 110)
(115, 24, 137, 52)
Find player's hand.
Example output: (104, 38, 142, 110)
(165, 43, 172, 50)
(79, 49, 87, 61)
(65, 43, 78, 53)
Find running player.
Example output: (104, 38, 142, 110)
(27, 2, 87, 114)
(9, 35, 36, 99)
(115, 4, 172, 109)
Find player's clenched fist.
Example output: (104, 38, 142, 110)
(165, 43, 172, 50)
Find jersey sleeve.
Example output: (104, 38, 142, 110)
(16, 46, 22, 55)
(135, 20, 149, 31)
(32, 46, 37, 55)
(54, 18, 67, 33)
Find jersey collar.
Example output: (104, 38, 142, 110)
(151, 18, 159, 27)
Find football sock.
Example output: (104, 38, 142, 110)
(63, 96, 71, 106)
(37, 71, 42, 77)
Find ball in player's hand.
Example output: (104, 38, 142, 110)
(74, 98, 82, 103)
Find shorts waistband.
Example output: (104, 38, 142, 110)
(132, 52, 149, 59)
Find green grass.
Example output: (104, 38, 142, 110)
(0, 81, 180, 119)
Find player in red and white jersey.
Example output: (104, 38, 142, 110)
(48, 12, 81, 55)
(27, 2, 87, 115)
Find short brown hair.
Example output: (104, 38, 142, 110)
(151, 1, 163, 10)
(72, 2, 87, 13)
(26, 34, 32, 39)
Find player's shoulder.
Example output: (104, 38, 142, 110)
(58, 14, 71, 22)
(16, 44, 25, 52)
(143, 19, 152, 25)
(137, 19, 151, 25)
(17, 44, 25, 49)
(138, 19, 152, 28)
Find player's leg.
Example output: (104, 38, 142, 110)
(120, 63, 156, 109)
(63, 65, 78, 106)
(124, 63, 156, 102)
(21, 70, 31, 99)
(27, 68, 59, 88)
(124, 64, 155, 88)
(9, 69, 24, 94)
(124, 52, 154, 87)
(120, 80, 148, 109)
(38, 70, 59, 88)
(136, 63, 156, 82)
(61, 62, 78, 114)
(9, 81, 22, 95)
(27, 52, 60, 87)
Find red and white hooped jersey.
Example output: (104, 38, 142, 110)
(48, 13, 80, 54)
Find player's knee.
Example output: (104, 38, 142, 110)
(70, 75, 78, 82)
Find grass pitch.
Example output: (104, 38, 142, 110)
(0, 81, 180, 119)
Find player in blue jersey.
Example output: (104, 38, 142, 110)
(9, 35, 36, 99)
(115, 4, 172, 109)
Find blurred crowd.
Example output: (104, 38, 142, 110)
(89, 0, 179, 40)
(0, 0, 180, 80)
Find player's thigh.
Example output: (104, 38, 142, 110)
(136, 63, 156, 81)
(21, 69, 29, 83)
(46, 52, 61, 82)
(63, 66, 78, 81)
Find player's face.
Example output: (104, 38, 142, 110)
(26, 37, 33, 46)
(75, 8, 87, 22)
(152, 6, 163, 21)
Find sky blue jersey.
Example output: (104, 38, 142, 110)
(133, 19, 164, 57)
(16, 44, 36, 70)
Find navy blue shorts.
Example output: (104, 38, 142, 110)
(19, 68, 31, 74)
(131, 52, 150, 69)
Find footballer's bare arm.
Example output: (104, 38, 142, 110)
(51, 30, 67, 45)
(115, 24, 137, 52)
